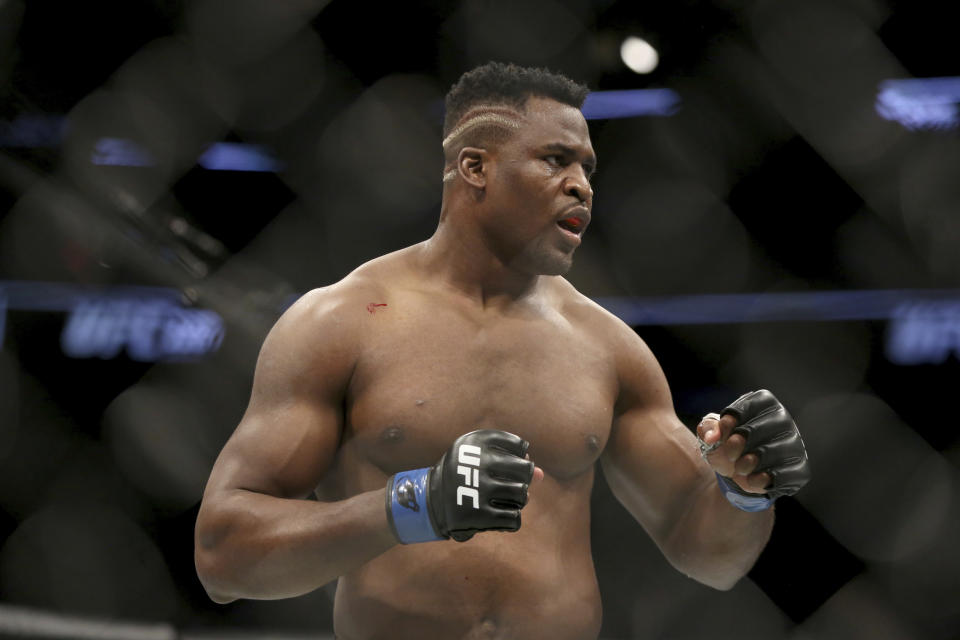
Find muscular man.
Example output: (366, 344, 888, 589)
(194, 62, 810, 639)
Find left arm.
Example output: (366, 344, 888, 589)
(600, 323, 780, 590)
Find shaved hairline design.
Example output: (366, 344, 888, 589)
(442, 106, 524, 182)
(441, 106, 524, 150)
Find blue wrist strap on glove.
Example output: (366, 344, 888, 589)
(715, 473, 775, 512)
(386, 467, 445, 544)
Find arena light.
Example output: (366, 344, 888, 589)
(620, 36, 659, 74)
(581, 89, 680, 119)
(875, 77, 960, 130)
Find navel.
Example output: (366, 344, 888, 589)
(477, 616, 499, 638)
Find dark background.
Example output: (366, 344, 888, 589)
(1, 1, 959, 638)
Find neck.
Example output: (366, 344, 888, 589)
(419, 215, 542, 309)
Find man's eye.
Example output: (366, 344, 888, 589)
(544, 155, 562, 166)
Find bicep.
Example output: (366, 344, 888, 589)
(207, 400, 342, 500)
(203, 290, 357, 500)
(600, 330, 710, 545)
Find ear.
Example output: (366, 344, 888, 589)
(457, 147, 488, 189)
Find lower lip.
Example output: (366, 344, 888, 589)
(556, 224, 582, 245)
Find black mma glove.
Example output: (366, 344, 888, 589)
(711, 389, 811, 511)
(385, 429, 535, 544)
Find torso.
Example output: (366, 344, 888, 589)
(317, 247, 620, 640)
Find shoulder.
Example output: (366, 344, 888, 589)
(250, 251, 417, 398)
(279, 245, 418, 331)
(261, 248, 419, 365)
(274, 281, 380, 341)
(551, 277, 666, 405)
(551, 278, 644, 353)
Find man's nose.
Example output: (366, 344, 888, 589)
(564, 169, 593, 206)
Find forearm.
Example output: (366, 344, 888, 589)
(195, 488, 396, 603)
(663, 474, 774, 590)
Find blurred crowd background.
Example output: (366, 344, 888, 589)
(1, 0, 959, 638)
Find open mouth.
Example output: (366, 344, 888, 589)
(557, 217, 583, 234)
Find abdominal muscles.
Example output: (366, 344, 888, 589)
(332, 477, 602, 640)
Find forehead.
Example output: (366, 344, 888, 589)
(516, 97, 594, 155)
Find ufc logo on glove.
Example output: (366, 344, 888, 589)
(456, 444, 482, 509)
(385, 430, 535, 544)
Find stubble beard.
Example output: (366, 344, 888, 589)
(509, 236, 575, 276)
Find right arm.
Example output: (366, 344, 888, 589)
(194, 285, 396, 603)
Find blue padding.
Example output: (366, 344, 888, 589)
(388, 468, 443, 544)
(715, 473, 775, 512)
(581, 89, 681, 119)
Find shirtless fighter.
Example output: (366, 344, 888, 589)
(194, 62, 810, 639)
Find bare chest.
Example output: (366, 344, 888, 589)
(344, 304, 617, 480)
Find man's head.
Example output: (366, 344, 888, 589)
(440, 63, 596, 277)
(442, 62, 589, 183)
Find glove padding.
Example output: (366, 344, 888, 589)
(386, 429, 535, 544)
(720, 389, 810, 500)
(431, 429, 535, 542)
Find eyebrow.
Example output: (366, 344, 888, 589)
(541, 143, 597, 175)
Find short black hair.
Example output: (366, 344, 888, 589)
(443, 62, 589, 137)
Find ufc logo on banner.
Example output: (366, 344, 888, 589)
(456, 444, 481, 509)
